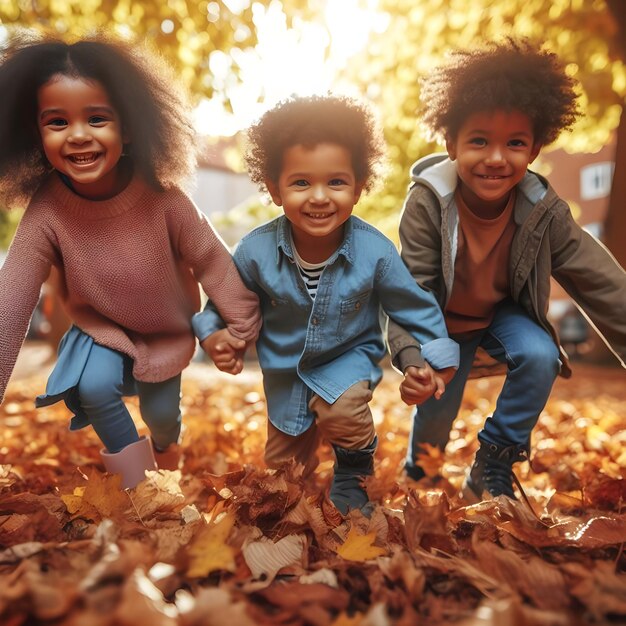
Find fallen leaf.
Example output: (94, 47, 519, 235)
(242, 533, 307, 581)
(129, 470, 186, 519)
(187, 511, 237, 578)
(61, 469, 128, 522)
(336, 526, 387, 562)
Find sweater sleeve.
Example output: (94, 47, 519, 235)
(172, 193, 261, 343)
(192, 239, 259, 341)
(0, 207, 54, 403)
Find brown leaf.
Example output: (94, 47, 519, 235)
(565, 560, 626, 620)
(0, 492, 66, 543)
(404, 489, 455, 553)
(177, 588, 257, 626)
(113, 568, 178, 626)
(472, 536, 569, 611)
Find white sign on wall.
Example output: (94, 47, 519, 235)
(580, 162, 615, 200)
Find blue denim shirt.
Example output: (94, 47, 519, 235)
(193, 216, 459, 436)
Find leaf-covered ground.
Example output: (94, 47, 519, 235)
(1, 350, 625, 626)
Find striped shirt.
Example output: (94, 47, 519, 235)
(291, 242, 328, 300)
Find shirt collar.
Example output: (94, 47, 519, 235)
(275, 215, 356, 266)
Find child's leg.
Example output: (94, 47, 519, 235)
(405, 335, 480, 479)
(311, 381, 377, 513)
(464, 301, 560, 501)
(311, 380, 375, 449)
(480, 301, 560, 447)
(264, 420, 320, 477)
(77, 342, 140, 453)
(77, 343, 158, 488)
(136, 375, 182, 451)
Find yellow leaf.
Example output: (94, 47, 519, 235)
(61, 470, 127, 521)
(187, 511, 237, 578)
(61, 486, 86, 514)
(336, 526, 386, 562)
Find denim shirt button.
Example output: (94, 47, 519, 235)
(354, 301, 361, 310)
(311, 317, 319, 325)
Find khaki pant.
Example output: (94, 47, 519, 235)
(265, 381, 377, 477)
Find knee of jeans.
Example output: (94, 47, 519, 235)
(140, 396, 180, 429)
(513, 340, 560, 377)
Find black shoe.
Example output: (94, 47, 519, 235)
(462, 440, 528, 503)
(405, 463, 426, 481)
(330, 436, 377, 515)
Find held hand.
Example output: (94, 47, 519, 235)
(402, 364, 457, 404)
(200, 329, 247, 375)
(400, 364, 437, 406)
(432, 366, 457, 398)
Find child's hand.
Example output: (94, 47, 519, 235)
(400, 364, 437, 406)
(200, 329, 247, 375)
(402, 364, 457, 405)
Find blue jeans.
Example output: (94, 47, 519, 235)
(406, 300, 560, 473)
(77, 342, 182, 453)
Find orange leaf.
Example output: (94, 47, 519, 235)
(61, 469, 128, 522)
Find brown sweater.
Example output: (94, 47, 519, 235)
(445, 189, 516, 334)
(0, 173, 261, 401)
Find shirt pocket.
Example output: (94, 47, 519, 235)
(263, 294, 293, 322)
(336, 289, 372, 342)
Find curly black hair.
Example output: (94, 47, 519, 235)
(245, 94, 385, 193)
(419, 38, 580, 146)
(0, 30, 197, 208)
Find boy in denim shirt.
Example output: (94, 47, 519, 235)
(193, 95, 459, 514)
(388, 39, 626, 502)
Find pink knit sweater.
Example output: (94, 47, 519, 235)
(0, 173, 261, 401)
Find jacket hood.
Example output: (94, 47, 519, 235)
(409, 152, 550, 207)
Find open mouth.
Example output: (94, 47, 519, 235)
(478, 174, 507, 180)
(304, 212, 334, 220)
(67, 152, 101, 165)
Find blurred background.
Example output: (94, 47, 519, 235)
(1, 0, 625, 365)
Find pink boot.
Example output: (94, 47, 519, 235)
(100, 436, 158, 489)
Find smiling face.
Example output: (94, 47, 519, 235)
(266, 142, 363, 263)
(446, 109, 541, 218)
(37, 74, 127, 200)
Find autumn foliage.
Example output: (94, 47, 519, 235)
(1, 360, 625, 625)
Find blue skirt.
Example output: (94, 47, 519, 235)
(35, 326, 136, 431)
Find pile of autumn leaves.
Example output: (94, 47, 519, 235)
(1, 364, 625, 625)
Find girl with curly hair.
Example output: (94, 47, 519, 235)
(0, 33, 260, 488)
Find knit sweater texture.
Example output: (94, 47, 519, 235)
(0, 173, 261, 401)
